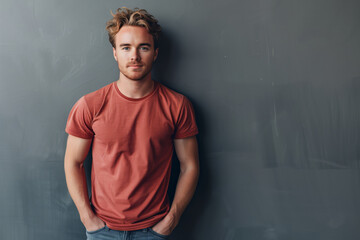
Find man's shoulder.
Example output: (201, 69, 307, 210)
(82, 81, 113, 114)
(157, 82, 187, 104)
(84, 82, 113, 99)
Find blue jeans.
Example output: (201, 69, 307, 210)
(86, 224, 171, 240)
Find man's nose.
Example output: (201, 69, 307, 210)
(130, 49, 140, 62)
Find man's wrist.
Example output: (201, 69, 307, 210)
(79, 207, 96, 223)
(167, 206, 182, 225)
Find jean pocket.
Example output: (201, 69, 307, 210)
(86, 225, 107, 234)
(148, 227, 170, 239)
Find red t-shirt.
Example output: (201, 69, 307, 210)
(65, 80, 198, 230)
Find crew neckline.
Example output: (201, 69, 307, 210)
(113, 80, 159, 102)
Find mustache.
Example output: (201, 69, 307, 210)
(127, 62, 142, 65)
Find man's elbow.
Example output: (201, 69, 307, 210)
(179, 159, 199, 175)
(64, 155, 83, 172)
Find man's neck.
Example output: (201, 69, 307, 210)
(116, 74, 154, 99)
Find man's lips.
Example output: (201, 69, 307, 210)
(128, 64, 142, 68)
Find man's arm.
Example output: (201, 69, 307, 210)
(64, 135, 105, 231)
(151, 135, 199, 235)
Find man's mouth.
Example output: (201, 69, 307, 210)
(128, 64, 142, 68)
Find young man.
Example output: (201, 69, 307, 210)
(64, 7, 199, 239)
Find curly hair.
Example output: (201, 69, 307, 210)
(105, 7, 162, 49)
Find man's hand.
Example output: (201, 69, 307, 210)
(82, 214, 106, 232)
(151, 213, 179, 236)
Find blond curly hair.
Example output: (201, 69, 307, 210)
(105, 7, 162, 49)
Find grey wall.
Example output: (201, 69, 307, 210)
(1, 0, 360, 239)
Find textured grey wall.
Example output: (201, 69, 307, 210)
(1, 0, 360, 239)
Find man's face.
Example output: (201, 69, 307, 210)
(113, 25, 158, 81)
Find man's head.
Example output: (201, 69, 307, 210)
(106, 7, 161, 81)
(106, 7, 161, 50)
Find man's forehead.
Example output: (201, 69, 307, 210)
(115, 25, 154, 45)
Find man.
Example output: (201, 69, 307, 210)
(64, 7, 199, 239)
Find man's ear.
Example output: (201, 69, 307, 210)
(113, 47, 117, 61)
(153, 48, 159, 62)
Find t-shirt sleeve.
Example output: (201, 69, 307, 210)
(174, 96, 199, 139)
(65, 96, 94, 139)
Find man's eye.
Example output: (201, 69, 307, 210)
(140, 47, 149, 51)
(122, 47, 130, 50)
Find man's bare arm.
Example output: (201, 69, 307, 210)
(64, 135, 105, 231)
(151, 135, 200, 235)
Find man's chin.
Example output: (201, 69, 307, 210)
(124, 75, 147, 81)
(122, 71, 151, 81)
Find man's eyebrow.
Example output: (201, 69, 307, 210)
(139, 43, 151, 47)
(119, 43, 152, 47)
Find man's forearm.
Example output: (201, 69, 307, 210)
(168, 164, 200, 222)
(64, 161, 95, 221)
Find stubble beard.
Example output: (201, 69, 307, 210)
(120, 63, 153, 81)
